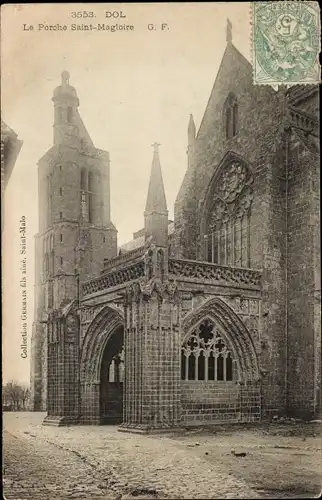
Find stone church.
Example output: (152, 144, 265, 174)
(31, 26, 320, 430)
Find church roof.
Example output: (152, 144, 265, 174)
(120, 235, 145, 253)
(1, 120, 23, 189)
(196, 41, 252, 141)
(75, 110, 94, 147)
(120, 221, 174, 253)
(1, 120, 16, 137)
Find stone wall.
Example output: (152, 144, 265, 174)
(286, 131, 320, 419)
(45, 308, 80, 425)
(123, 285, 182, 430)
(181, 380, 261, 425)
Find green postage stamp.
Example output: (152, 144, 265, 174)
(252, 1, 320, 85)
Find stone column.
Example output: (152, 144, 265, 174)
(43, 307, 80, 426)
(120, 277, 181, 433)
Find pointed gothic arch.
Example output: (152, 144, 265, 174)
(181, 297, 259, 382)
(80, 305, 124, 384)
(199, 152, 254, 267)
(80, 305, 125, 424)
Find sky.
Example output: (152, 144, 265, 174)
(1, 3, 251, 385)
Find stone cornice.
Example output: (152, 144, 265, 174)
(288, 106, 319, 137)
(169, 258, 262, 290)
(81, 256, 262, 302)
(82, 259, 145, 297)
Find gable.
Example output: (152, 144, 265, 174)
(175, 43, 279, 214)
(197, 44, 253, 141)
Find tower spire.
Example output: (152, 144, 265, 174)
(226, 18, 232, 43)
(145, 143, 167, 213)
(144, 143, 168, 246)
(188, 114, 196, 145)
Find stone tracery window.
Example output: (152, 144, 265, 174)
(181, 319, 236, 382)
(204, 161, 253, 268)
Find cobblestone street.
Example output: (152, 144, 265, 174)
(4, 430, 118, 500)
(3, 413, 321, 499)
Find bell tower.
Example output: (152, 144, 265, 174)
(30, 72, 117, 411)
(53, 70, 80, 146)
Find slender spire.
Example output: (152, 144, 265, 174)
(226, 18, 232, 43)
(144, 143, 168, 247)
(145, 143, 167, 213)
(188, 114, 196, 144)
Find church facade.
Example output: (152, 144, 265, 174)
(31, 32, 320, 430)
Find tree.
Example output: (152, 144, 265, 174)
(20, 385, 30, 410)
(3, 381, 30, 411)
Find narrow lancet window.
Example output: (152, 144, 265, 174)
(224, 93, 238, 140)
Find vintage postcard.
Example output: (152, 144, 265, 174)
(2, 2, 321, 499)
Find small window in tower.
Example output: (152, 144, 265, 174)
(88, 171, 94, 192)
(103, 236, 106, 243)
(57, 107, 63, 122)
(67, 107, 73, 123)
(59, 165, 62, 172)
(60, 234, 63, 242)
(88, 171, 94, 223)
(80, 168, 87, 191)
(51, 250, 55, 275)
(60, 212, 63, 220)
(60, 257, 63, 266)
(59, 187, 63, 196)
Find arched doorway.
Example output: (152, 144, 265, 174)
(100, 325, 124, 424)
(80, 305, 125, 424)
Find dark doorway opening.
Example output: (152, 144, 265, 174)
(100, 326, 124, 424)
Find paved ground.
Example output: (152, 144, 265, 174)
(3, 413, 321, 500)
(170, 423, 322, 498)
(3, 430, 118, 500)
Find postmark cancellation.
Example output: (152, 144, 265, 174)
(252, 1, 320, 86)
